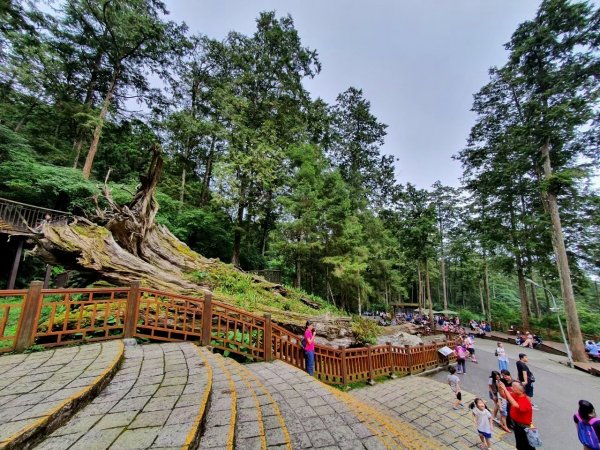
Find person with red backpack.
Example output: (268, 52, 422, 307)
(574, 400, 600, 450)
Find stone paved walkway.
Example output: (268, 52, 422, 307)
(246, 360, 440, 450)
(0, 341, 123, 450)
(351, 375, 514, 450)
(35, 342, 211, 450)
(220, 353, 291, 450)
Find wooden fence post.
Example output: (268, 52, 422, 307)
(263, 314, 272, 362)
(201, 291, 213, 347)
(386, 342, 396, 378)
(15, 281, 43, 352)
(340, 346, 347, 385)
(366, 344, 375, 385)
(124, 280, 140, 339)
(405, 344, 412, 375)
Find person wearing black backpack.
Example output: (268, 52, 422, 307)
(516, 353, 538, 410)
(574, 400, 600, 450)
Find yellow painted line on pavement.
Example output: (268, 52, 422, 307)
(208, 352, 237, 450)
(221, 357, 267, 450)
(236, 363, 292, 450)
(182, 346, 213, 450)
(322, 382, 397, 450)
(3, 340, 124, 449)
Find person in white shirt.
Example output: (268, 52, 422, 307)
(471, 398, 494, 449)
(495, 342, 509, 371)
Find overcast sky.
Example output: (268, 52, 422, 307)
(165, 1, 540, 190)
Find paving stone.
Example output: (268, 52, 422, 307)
(152, 424, 190, 447)
(69, 427, 122, 450)
(110, 395, 150, 413)
(362, 436, 388, 450)
(235, 436, 263, 450)
(237, 407, 260, 423)
(236, 420, 262, 439)
(154, 384, 184, 397)
(309, 429, 337, 447)
(111, 426, 161, 448)
(265, 426, 288, 446)
(204, 408, 232, 428)
(329, 424, 357, 442)
(94, 411, 137, 430)
(143, 395, 178, 412)
(32, 342, 210, 450)
(129, 408, 171, 429)
(33, 433, 83, 450)
(165, 405, 199, 425)
(289, 432, 313, 449)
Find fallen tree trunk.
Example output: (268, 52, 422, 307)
(31, 148, 353, 339)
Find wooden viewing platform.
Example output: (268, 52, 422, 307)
(0, 197, 71, 289)
(0, 197, 70, 236)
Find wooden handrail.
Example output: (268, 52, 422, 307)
(0, 283, 456, 384)
(0, 197, 71, 233)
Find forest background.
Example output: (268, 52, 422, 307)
(0, 0, 599, 346)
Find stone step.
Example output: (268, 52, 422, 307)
(33, 342, 211, 450)
(323, 381, 441, 449)
(197, 349, 237, 450)
(245, 359, 415, 450)
(219, 354, 292, 450)
(0, 340, 124, 450)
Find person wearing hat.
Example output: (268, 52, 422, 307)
(516, 353, 538, 410)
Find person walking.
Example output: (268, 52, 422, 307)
(465, 334, 478, 363)
(498, 381, 535, 450)
(303, 321, 316, 376)
(516, 353, 538, 410)
(574, 400, 600, 450)
(455, 341, 468, 374)
(495, 342, 509, 371)
(447, 366, 464, 410)
(470, 398, 494, 449)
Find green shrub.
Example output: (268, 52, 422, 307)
(351, 316, 381, 345)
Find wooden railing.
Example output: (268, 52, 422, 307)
(0, 281, 456, 384)
(0, 197, 70, 234)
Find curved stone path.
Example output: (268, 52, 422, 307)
(351, 375, 514, 450)
(35, 342, 211, 450)
(245, 360, 439, 450)
(0, 341, 123, 450)
(0, 340, 493, 449)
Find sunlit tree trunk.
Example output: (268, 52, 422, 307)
(82, 67, 120, 179)
(540, 140, 586, 361)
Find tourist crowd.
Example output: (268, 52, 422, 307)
(448, 333, 597, 450)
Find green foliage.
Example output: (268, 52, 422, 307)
(23, 344, 46, 353)
(458, 309, 484, 323)
(190, 265, 342, 317)
(211, 329, 261, 361)
(0, 1, 598, 338)
(351, 317, 381, 346)
(0, 145, 100, 213)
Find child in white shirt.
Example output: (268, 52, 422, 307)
(471, 398, 493, 449)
